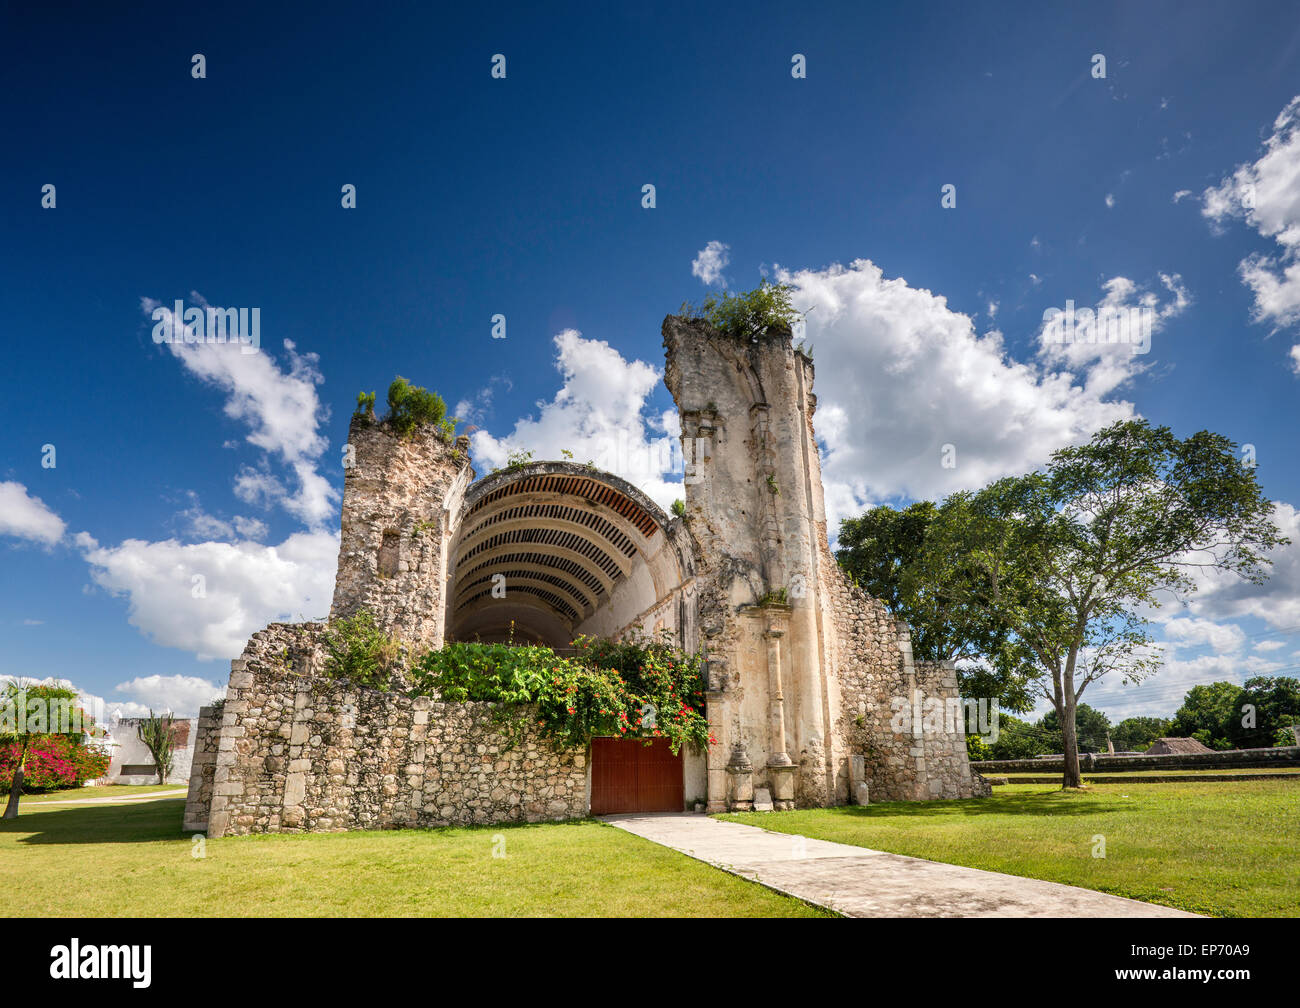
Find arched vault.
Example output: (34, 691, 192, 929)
(445, 462, 697, 649)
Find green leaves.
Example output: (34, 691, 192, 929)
(680, 279, 803, 342)
(384, 376, 456, 441)
(412, 635, 711, 754)
(320, 610, 402, 690)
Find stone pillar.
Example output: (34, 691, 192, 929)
(704, 689, 729, 813)
(726, 742, 754, 811)
(765, 623, 792, 768)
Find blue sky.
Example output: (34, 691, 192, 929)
(4, 0, 1300, 725)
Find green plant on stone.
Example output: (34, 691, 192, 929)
(411, 634, 714, 755)
(680, 279, 804, 343)
(384, 376, 456, 442)
(671, 499, 686, 518)
(320, 609, 403, 691)
(766, 474, 779, 495)
(354, 390, 376, 419)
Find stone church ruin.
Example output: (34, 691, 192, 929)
(184, 315, 987, 837)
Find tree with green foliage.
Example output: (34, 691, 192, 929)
(378, 376, 456, 441)
(985, 714, 1054, 760)
(1110, 716, 1172, 752)
(837, 501, 1035, 713)
(136, 711, 176, 785)
(1038, 704, 1112, 753)
(1, 681, 82, 818)
(1170, 676, 1300, 750)
(680, 278, 804, 341)
(922, 419, 1286, 788)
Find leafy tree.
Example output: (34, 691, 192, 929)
(1110, 716, 1172, 752)
(986, 714, 1054, 760)
(1, 681, 80, 818)
(926, 419, 1286, 788)
(837, 502, 1034, 712)
(136, 711, 176, 785)
(680, 279, 803, 341)
(1236, 676, 1300, 749)
(383, 376, 456, 441)
(1169, 681, 1242, 749)
(1038, 704, 1112, 753)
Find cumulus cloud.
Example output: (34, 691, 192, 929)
(1158, 616, 1246, 654)
(0, 481, 66, 546)
(468, 330, 682, 511)
(1162, 501, 1300, 631)
(1201, 95, 1300, 361)
(691, 241, 731, 286)
(142, 296, 337, 526)
(772, 259, 1149, 527)
(1037, 273, 1190, 398)
(79, 529, 338, 661)
(112, 674, 227, 718)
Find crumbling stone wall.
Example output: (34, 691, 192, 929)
(199, 623, 588, 837)
(182, 704, 223, 832)
(330, 413, 474, 650)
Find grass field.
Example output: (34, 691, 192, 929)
(719, 779, 1299, 918)
(15, 784, 185, 804)
(0, 797, 830, 917)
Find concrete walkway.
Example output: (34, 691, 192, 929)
(23, 789, 188, 806)
(603, 813, 1198, 918)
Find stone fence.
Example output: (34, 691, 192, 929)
(973, 746, 1300, 775)
(189, 623, 589, 837)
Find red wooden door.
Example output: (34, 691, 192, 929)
(590, 737, 684, 815)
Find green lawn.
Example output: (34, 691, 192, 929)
(0, 799, 830, 917)
(719, 780, 1299, 918)
(16, 784, 184, 804)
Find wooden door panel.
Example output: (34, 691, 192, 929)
(590, 737, 683, 814)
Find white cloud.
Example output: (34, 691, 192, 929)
(691, 241, 731, 287)
(177, 493, 269, 542)
(1037, 273, 1190, 398)
(1105, 193, 1116, 208)
(0, 481, 66, 546)
(142, 297, 337, 526)
(1172, 189, 1192, 203)
(1164, 501, 1300, 630)
(772, 260, 1147, 528)
(469, 330, 682, 511)
(1254, 639, 1287, 653)
(1158, 616, 1245, 654)
(79, 529, 338, 661)
(113, 674, 226, 718)
(1201, 95, 1300, 361)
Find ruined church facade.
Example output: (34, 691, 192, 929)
(185, 317, 986, 838)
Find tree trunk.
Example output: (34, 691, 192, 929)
(3, 764, 24, 819)
(1061, 686, 1083, 788)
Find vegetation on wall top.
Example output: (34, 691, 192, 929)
(354, 377, 458, 442)
(680, 279, 805, 343)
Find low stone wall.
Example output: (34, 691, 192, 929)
(182, 705, 223, 832)
(197, 623, 589, 838)
(974, 746, 1300, 774)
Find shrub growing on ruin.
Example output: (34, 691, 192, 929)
(320, 609, 403, 690)
(680, 279, 804, 342)
(383, 376, 456, 441)
(411, 634, 714, 754)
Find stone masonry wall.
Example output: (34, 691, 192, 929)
(330, 413, 474, 651)
(822, 555, 989, 802)
(182, 704, 223, 832)
(200, 623, 588, 837)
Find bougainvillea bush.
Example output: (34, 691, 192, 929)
(0, 734, 109, 792)
(412, 634, 714, 754)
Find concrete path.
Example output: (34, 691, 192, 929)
(603, 813, 1198, 918)
(23, 789, 188, 807)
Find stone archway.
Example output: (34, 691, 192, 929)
(445, 462, 698, 651)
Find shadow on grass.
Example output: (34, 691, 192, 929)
(3, 800, 610, 847)
(725, 790, 1131, 821)
(0, 799, 188, 845)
